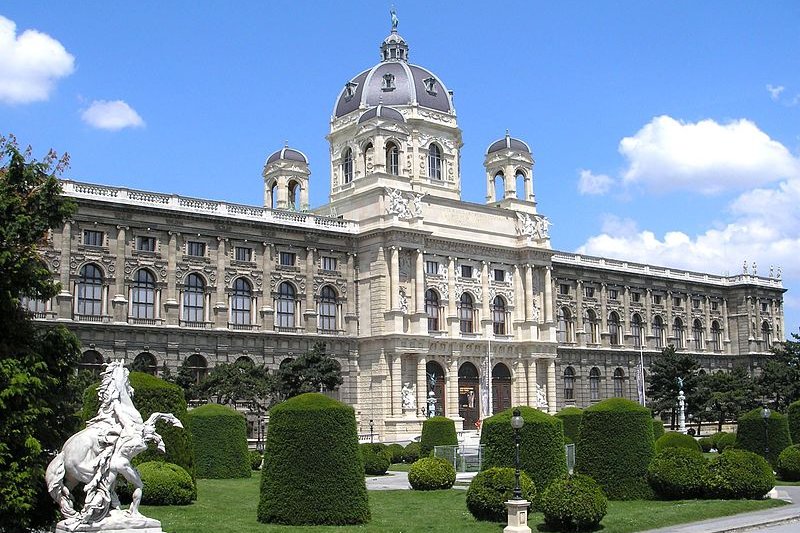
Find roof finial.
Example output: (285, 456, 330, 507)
(284, 140, 288, 148)
(505, 129, 510, 137)
(390, 6, 399, 32)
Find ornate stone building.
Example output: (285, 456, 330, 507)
(33, 25, 785, 440)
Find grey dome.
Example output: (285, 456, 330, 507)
(358, 105, 405, 124)
(486, 133, 531, 155)
(333, 32, 454, 118)
(266, 146, 308, 165)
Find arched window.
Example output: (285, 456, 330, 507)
(186, 354, 207, 385)
(270, 182, 278, 209)
(557, 307, 573, 343)
(653, 316, 665, 348)
(762, 320, 772, 347)
(515, 169, 526, 200)
(386, 142, 399, 175)
(673, 318, 684, 349)
(428, 143, 442, 180)
(276, 282, 296, 329)
(563, 366, 575, 401)
(318, 285, 337, 332)
(287, 180, 299, 210)
(363, 142, 373, 175)
(425, 289, 440, 331)
(631, 314, 642, 348)
(183, 273, 205, 324)
(494, 171, 505, 200)
(585, 309, 599, 344)
(236, 355, 254, 366)
(492, 296, 506, 335)
(609, 311, 621, 345)
(693, 319, 704, 350)
(342, 148, 353, 184)
(459, 292, 474, 333)
(133, 352, 157, 375)
(589, 367, 601, 401)
(613, 368, 625, 397)
(77, 263, 103, 316)
(231, 278, 252, 326)
(458, 362, 480, 427)
(131, 269, 156, 320)
(79, 350, 104, 375)
(710, 321, 722, 351)
(427, 361, 446, 417)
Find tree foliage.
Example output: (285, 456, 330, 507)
(0, 136, 82, 532)
(196, 358, 274, 410)
(274, 342, 343, 399)
(647, 346, 699, 428)
(758, 331, 800, 411)
(694, 367, 758, 431)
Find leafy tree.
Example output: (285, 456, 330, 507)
(694, 367, 758, 432)
(0, 136, 83, 532)
(647, 346, 699, 429)
(758, 331, 800, 411)
(275, 342, 343, 399)
(197, 358, 275, 409)
(171, 358, 201, 401)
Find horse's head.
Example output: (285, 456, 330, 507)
(142, 424, 165, 453)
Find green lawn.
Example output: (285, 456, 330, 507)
(387, 463, 411, 472)
(140, 477, 787, 533)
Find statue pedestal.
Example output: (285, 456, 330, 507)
(56, 510, 165, 533)
(504, 499, 531, 533)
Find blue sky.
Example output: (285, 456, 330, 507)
(2, 1, 799, 338)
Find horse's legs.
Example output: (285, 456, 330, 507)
(116, 463, 143, 516)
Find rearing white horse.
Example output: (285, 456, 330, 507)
(45, 361, 182, 528)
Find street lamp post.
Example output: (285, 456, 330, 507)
(761, 406, 771, 458)
(369, 419, 374, 444)
(511, 408, 524, 500)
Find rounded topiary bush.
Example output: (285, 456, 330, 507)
(408, 456, 456, 490)
(249, 450, 263, 470)
(83, 372, 195, 484)
(777, 444, 800, 482)
(118, 462, 195, 505)
(481, 406, 567, 492)
(788, 400, 800, 444)
(361, 443, 390, 475)
(647, 448, 708, 499)
(403, 441, 421, 464)
(387, 443, 405, 464)
(575, 398, 655, 500)
(541, 475, 607, 532)
(556, 407, 583, 444)
(715, 432, 736, 452)
(188, 403, 250, 479)
(258, 393, 369, 525)
(699, 437, 714, 453)
(703, 449, 775, 499)
(655, 432, 703, 454)
(652, 419, 665, 441)
(419, 416, 458, 457)
(466, 467, 536, 522)
(736, 408, 792, 467)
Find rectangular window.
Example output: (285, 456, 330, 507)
(673, 297, 682, 307)
(280, 252, 296, 266)
(608, 288, 618, 300)
(631, 292, 641, 303)
(136, 236, 156, 252)
(460, 265, 473, 278)
(584, 286, 595, 298)
(692, 298, 701, 309)
(761, 302, 768, 313)
(426, 260, 439, 275)
(494, 269, 505, 282)
(235, 246, 253, 262)
(321, 256, 337, 271)
(83, 229, 104, 247)
(711, 301, 719, 311)
(653, 294, 662, 305)
(187, 241, 206, 257)
(559, 284, 570, 295)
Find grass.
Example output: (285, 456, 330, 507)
(140, 477, 788, 533)
(387, 463, 411, 472)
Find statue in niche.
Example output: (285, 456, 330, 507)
(399, 286, 409, 313)
(535, 383, 548, 409)
(45, 361, 182, 532)
(401, 382, 415, 410)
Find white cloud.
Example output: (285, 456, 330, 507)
(578, 169, 614, 195)
(81, 100, 144, 131)
(618, 115, 800, 194)
(0, 16, 75, 104)
(767, 84, 785, 101)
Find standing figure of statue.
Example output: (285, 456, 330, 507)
(45, 361, 182, 532)
(401, 382, 415, 411)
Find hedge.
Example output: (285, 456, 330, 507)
(82, 371, 195, 484)
(361, 443, 390, 475)
(788, 400, 800, 445)
(715, 432, 736, 452)
(699, 437, 714, 453)
(257, 393, 369, 525)
(777, 444, 800, 482)
(408, 456, 456, 490)
(249, 450, 263, 471)
(419, 416, 458, 457)
(403, 442, 421, 464)
(188, 403, 250, 479)
(703, 449, 775, 499)
(575, 398, 655, 500)
(541, 475, 608, 532)
(466, 467, 535, 522)
(736, 407, 792, 467)
(386, 443, 405, 464)
(647, 448, 708, 499)
(481, 406, 567, 492)
(555, 407, 583, 444)
(117, 461, 195, 505)
(652, 419, 665, 441)
(654, 432, 703, 454)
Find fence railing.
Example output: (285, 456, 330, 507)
(434, 444, 484, 473)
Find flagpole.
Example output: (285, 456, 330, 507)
(640, 346, 646, 406)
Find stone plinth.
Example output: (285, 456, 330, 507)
(504, 499, 531, 533)
(56, 510, 165, 533)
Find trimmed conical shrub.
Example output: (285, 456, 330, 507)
(575, 398, 655, 500)
(419, 416, 457, 457)
(736, 407, 792, 467)
(788, 400, 800, 445)
(257, 393, 369, 525)
(555, 407, 583, 444)
(481, 406, 567, 492)
(188, 403, 250, 479)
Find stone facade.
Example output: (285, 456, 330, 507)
(32, 26, 785, 441)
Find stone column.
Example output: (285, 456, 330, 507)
(576, 280, 584, 345)
(345, 252, 357, 334)
(546, 359, 557, 414)
(447, 257, 457, 333)
(481, 261, 490, 328)
(55, 221, 73, 317)
(164, 231, 179, 325)
(513, 265, 523, 323)
(415, 250, 425, 314)
(213, 237, 227, 328)
(722, 298, 730, 346)
(485, 171, 495, 203)
(391, 353, 402, 416)
(544, 267, 553, 336)
(305, 248, 317, 333)
(600, 283, 608, 342)
(447, 355, 459, 419)
(416, 355, 427, 417)
(526, 358, 538, 407)
(524, 265, 533, 322)
(390, 246, 400, 311)
(111, 225, 128, 322)
(261, 243, 274, 330)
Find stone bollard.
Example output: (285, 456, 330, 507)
(504, 499, 532, 533)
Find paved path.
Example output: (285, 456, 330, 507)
(365, 471, 476, 491)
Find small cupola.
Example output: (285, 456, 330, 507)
(484, 130, 535, 205)
(380, 9, 409, 62)
(263, 143, 311, 211)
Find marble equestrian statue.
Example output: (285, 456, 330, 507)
(45, 361, 182, 532)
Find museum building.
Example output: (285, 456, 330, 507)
(32, 25, 786, 440)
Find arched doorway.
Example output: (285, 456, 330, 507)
(79, 350, 105, 375)
(458, 362, 480, 430)
(492, 363, 512, 413)
(426, 361, 445, 417)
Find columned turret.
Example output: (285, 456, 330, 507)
(263, 146, 310, 211)
(484, 131, 536, 212)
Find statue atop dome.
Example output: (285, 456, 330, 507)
(390, 6, 399, 32)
